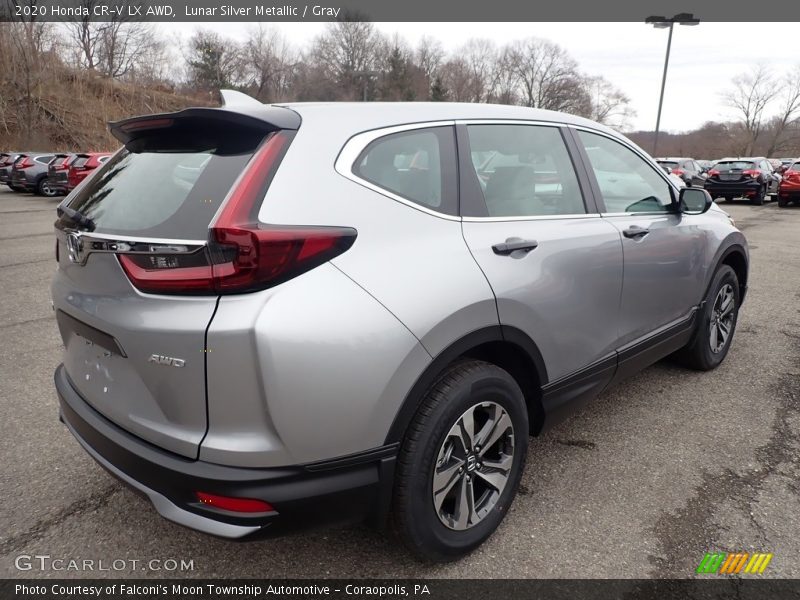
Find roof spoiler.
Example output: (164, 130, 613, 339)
(109, 94, 300, 146)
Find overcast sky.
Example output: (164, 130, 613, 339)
(161, 22, 798, 132)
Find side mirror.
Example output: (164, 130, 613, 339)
(679, 187, 712, 215)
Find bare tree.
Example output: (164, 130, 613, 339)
(765, 69, 800, 156)
(307, 21, 387, 100)
(504, 37, 587, 113)
(243, 25, 296, 102)
(584, 75, 635, 129)
(726, 65, 777, 155)
(184, 29, 244, 92)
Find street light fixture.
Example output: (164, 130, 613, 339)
(646, 13, 700, 156)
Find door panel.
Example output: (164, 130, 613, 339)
(462, 218, 623, 381)
(575, 129, 708, 347)
(602, 213, 706, 346)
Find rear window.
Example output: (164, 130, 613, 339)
(715, 161, 755, 171)
(791, 163, 800, 172)
(657, 161, 679, 169)
(58, 127, 268, 239)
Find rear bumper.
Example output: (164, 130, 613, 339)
(779, 187, 800, 199)
(55, 364, 396, 539)
(704, 181, 760, 197)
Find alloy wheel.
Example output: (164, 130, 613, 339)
(709, 283, 735, 354)
(432, 401, 515, 531)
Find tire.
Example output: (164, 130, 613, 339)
(723, 196, 733, 203)
(674, 265, 740, 371)
(390, 360, 528, 562)
(36, 177, 58, 197)
(750, 185, 765, 205)
(778, 196, 789, 207)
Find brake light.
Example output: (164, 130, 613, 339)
(196, 492, 274, 514)
(16, 157, 33, 169)
(118, 131, 357, 295)
(743, 169, 761, 177)
(708, 169, 720, 177)
(671, 169, 684, 176)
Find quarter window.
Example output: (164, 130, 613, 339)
(578, 131, 673, 213)
(466, 124, 586, 217)
(353, 127, 457, 214)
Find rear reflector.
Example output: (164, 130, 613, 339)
(196, 492, 274, 514)
(118, 131, 357, 295)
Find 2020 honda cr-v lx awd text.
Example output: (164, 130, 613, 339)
(52, 91, 748, 561)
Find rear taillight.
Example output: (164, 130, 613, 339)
(671, 169, 684, 176)
(708, 169, 719, 177)
(16, 157, 33, 169)
(119, 131, 357, 296)
(743, 169, 761, 178)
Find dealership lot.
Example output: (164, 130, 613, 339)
(0, 186, 798, 578)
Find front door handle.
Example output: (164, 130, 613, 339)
(622, 226, 650, 239)
(492, 238, 539, 255)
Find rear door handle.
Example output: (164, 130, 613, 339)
(492, 238, 539, 255)
(622, 226, 650, 239)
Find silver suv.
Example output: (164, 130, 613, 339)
(52, 92, 748, 561)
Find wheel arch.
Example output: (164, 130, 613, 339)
(384, 326, 549, 445)
(716, 242, 749, 303)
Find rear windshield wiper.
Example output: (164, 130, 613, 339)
(57, 206, 96, 231)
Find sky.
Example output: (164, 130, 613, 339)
(159, 22, 799, 132)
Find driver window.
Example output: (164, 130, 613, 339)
(578, 130, 673, 213)
(467, 124, 586, 217)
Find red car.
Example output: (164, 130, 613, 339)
(67, 152, 112, 192)
(778, 161, 800, 207)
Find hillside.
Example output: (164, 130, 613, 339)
(0, 68, 214, 152)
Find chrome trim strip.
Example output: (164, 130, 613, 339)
(455, 119, 563, 127)
(62, 416, 262, 539)
(55, 228, 206, 266)
(463, 213, 596, 223)
(334, 120, 461, 222)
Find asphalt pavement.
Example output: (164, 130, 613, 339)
(1, 187, 798, 579)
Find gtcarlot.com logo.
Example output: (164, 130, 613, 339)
(15, 554, 195, 572)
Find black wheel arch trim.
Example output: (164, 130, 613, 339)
(707, 238, 749, 303)
(384, 325, 548, 445)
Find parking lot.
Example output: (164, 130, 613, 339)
(0, 185, 798, 579)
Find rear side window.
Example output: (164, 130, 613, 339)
(35, 155, 53, 164)
(58, 127, 269, 239)
(73, 156, 89, 169)
(791, 163, 800, 172)
(467, 124, 586, 217)
(353, 126, 457, 215)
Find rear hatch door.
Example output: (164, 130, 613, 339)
(52, 106, 295, 458)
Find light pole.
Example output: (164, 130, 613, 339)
(645, 13, 700, 157)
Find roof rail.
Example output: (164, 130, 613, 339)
(220, 89, 264, 108)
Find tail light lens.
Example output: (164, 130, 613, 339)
(743, 169, 761, 178)
(671, 169, 684, 176)
(16, 157, 33, 169)
(708, 169, 719, 177)
(119, 131, 357, 296)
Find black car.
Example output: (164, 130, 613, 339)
(0, 152, 24, 190)
(656, 157, 708, 187)
(705, 157, 780, 205)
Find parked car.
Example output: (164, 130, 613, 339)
(697, 160, 714, 172)
(778, 161, 800, 207)
(46, 153, 77, 196)
(10, 152, 60, 196)
(656, 157, 708, 187)
(705, 157, 779, 205)
(52, 96, 749, 562)
(0, 152, 25, 191)
(67, 152, 112, 192)
(777, 158, 797, 174)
